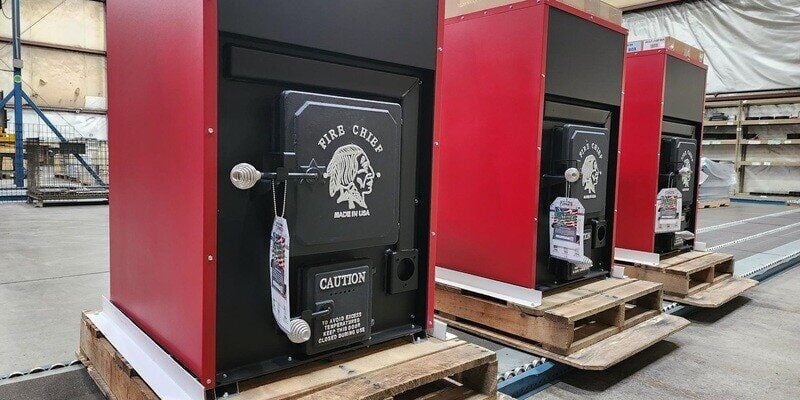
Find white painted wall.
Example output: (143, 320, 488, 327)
(0, 0, 105, 51)
(0, 0, 107, 113)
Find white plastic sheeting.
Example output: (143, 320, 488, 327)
(701, 144, 736, 162)
(744, 166, 800, 193)
(699, 157, 737, 201)
(6, 108, 107, 140)
(623, 0, 800, 93)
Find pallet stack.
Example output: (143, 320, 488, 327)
(79, 313, 503, 400)
(622, 251, 758, 307)
(436, 278, 689, 370)
(699, 198, 731, 208)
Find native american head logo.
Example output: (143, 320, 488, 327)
(681, 158, 693, 188)
(581, 154, 601, 194)
(323, 144, 380, 210)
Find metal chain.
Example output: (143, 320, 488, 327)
(271, 180, 287, 218)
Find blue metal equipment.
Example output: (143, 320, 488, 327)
(0, 0, 105, 189)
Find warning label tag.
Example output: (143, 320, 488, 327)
(655, 188, 683, 233)
(269, 216, 292, 335)
(549, 197, 593, 266)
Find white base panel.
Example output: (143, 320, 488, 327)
(430, 319, 458, 341)
(435, 266, 542, 307)
(614, 248, 660, 266)
(87, 297, 207, 400)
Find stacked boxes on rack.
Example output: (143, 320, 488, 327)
(704, 96, 800, 194)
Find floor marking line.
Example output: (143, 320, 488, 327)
(697, 207, 800, 234)
(707, 220, 800, 251)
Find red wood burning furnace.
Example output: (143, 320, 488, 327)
(432, 0, 627, 291)
(107, 0, 442, 393)
(616, 38, 708, 257)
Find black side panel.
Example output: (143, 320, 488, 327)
(218, 0, 439, 70)
(664, 56, 706, 122)
(662, 120, 696, 138)
(545, 8, 625, 106)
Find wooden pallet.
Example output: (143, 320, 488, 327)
(27, 190, 109, 207)
(78, 313, 500, 400)
(699, 199, 730, 208)
(622, 251, 757, 308)
(435, 278, 689, 370)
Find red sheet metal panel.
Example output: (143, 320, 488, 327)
(434, 3, 547, 288)
(107, 0, 217, 387)
(616, 52, 666, 252)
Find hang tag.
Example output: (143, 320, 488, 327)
(655, 188, 682, 233)
(269, 215, 292, 334)
(549, 197, 593, 265)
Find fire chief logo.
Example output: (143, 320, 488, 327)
(324, 144, 381, 212)
(681, 158, 693, 188)
(581, 154, 601, 195)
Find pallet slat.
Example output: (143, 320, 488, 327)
(547, 280, 661, 322)
(667, 252, 731, 275)
(300, 344, 496, 400)
(664, 276, 758, 308)
(534, 278, 635, 314)
(653, 251, 707, 270)
(439, 314, 689, 371)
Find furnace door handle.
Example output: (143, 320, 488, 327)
(230, 163, 321, 190)
(311, 300, 334, 318)
(300, 300, 334, 325)
(564, 167, 580, 183)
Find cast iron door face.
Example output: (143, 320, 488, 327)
(217, 41, 428, 381)
(280, 91, 402, 253)
(675, 138, 697, 204)
(565, 125, 609, 215)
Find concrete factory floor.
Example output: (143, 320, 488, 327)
(533, 264, 800, 399)
(1, 201, 799, 399)
(0, 203, 108, 374)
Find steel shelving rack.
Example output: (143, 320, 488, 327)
(703, 94, 800, 195)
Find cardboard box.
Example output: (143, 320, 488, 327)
(559, 0, 622, 25)
(444, 0, 622, 25)
(444, 0, 520, 19)
(627, 36, 705, 64)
